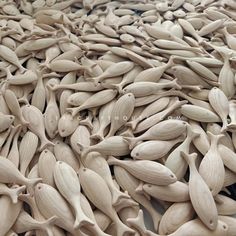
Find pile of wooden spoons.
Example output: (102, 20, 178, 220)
(1, 0, 236, 235)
